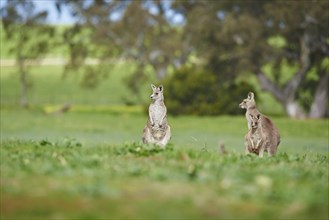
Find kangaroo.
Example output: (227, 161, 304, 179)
(244, 113, 268, 157)
(240, 92, 280, 157)
(239, 92, 261, 129)
(142, 84, 171, 148)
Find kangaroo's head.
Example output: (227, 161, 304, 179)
(150, 84, 164, 102)
(239, 92, 256, 109)
(249, 113, 261, 129)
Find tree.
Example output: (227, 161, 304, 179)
(55, 0, 328, 117)
(173, 0, 329, 118)
(258, 1, 329, 118)
(57, 0, 191, 99)
(1, 1, 55, 107)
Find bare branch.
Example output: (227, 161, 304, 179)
(256, 70, 285, 103)
(283, 33, 311, 98)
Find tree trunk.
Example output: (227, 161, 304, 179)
(256, 71, 307, 118)
(256, 33, 311, 118)
(284, 100, 306, 119)
(18, 57, 28, 108)
(309, 72, 329, 118)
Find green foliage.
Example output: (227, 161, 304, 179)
(1, 1, 55, 59)
(176, 0, 329, 117)
(113, 142, 174, 157)
(0, 23, 70, 59)
(267, 35, 287, 49)
(39, 137, 82, 148)
(163, 66, 255, 115)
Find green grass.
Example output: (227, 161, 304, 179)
(1, 136, 328, 219)
(1, 108, 327, 153)
(1, 107, 328, 219)
(1, 64, 328, 219)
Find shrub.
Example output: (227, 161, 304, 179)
(163, 66, 255, 116)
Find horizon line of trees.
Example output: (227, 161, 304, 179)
(1, 0, 328, 118)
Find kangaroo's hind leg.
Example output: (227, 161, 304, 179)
(158, 125, 171, 148)
(258, 145, 265, 158)
(244, 134, 252, 155)
(268, 144, 277, 156)
(142, 125, 152, 144)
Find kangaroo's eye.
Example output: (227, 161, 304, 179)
(155, 93, 158, 95)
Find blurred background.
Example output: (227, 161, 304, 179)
(1, 0, 328, 118)
(1, 1, 328, 219)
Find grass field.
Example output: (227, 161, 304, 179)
(1, 65, 328, 219)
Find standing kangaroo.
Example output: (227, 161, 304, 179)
(142, 84, 171, 148)
(239, 92, 280, 157)
(244, 113, 268, 157)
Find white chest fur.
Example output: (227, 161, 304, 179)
(149, 102, 166, 125)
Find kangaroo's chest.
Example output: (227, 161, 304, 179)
(149, 103, 166, 122)
(250, 129, 262, 143)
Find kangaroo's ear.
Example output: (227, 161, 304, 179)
(248, 92, 254, 100)
(151, 84, 156, 90)
(158, 85, 163, 92)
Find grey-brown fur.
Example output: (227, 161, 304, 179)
(244, 113, 267, 157)
(240, 92, 280, 157)
(239, 92, 261, 129)
(142, 84, 171, 147)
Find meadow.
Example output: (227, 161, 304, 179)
(1, 65, 328, 219)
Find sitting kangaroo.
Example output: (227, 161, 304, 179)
(142, 84, 171, 148)
(240, 92, 280, 157)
